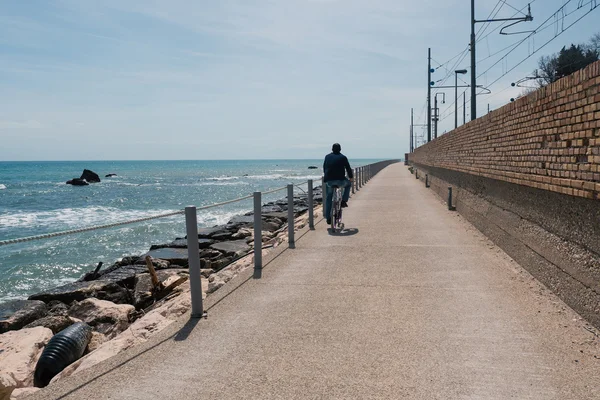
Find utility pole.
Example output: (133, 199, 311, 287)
(463, 92, 466, 125)
(427, 48, 432, 142)
(470, 0, 477, 122)
(434, 95, 438, 139)
(410, 108, 414, 152)
(470, 1, 532, 122)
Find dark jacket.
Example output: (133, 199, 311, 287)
(323, 152, 353, 182)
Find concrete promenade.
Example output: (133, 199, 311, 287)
(36, 163, 600, 400)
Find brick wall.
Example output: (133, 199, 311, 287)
(412, 60, 600, 200)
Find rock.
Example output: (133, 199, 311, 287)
(196, 226, 228, 239)
(0, 327, 53, 387)
(68, 299, 134, 338)
(262, 221, 281, 232)
(46, 301, 68, 317)
(94, 264, 149, 286)
(140, 248, 189, 266)
(260, 205, 284, 213)
(29, 281, 131, 305)
(23, 316, 73, 334)
(80, 169, 100, 183)
(66, 178, 89, 186)
(86, 332, 107, 353)
(149, 238, 214, 250)
(262, 211, 289, 222)
(200, 269, 213, 277)
(0, 373, 17, 400)
(0, 300, 48, 334)
(211, 232, 234, 241)
(232, 228, 252, 239)
(104, 173, 117, 178)
(210, 240, 251, 257)
(10, 387, 40, 399)
(207, 275, 225, 294)
(227, 215, 255, 226)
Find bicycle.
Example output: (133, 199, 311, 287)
(330, 184, 345, 233)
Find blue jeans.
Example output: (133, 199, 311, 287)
(325, 179, 351, 221)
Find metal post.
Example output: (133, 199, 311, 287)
(352, 169, 356, 194)
(253, 192, 262, 269)
(425, 174, 429, 188)
(448, 187, 454, 210)
(308, 180, 314, 230)
(360, 167, 364, 187)
(470, 0, 477, 121)
(185, 206, 204, 318)
(455, 73, 458, 129)
(287, 184, 295, 248)
(427, 47, 432, 142)
(415, 169, 418, 179)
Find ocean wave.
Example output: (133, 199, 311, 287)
(245, 173, 322, 181)
(208, 176, 238, 181)
(0, 184, 6, 190)
(0, 206, 182, 230)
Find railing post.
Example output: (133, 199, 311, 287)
(359, 167, 363, 188)
(352, 168, 355, 194)
(448, 187, 455, 211)
(185, 206, 204, 318)
(253, 192, 262, 269)
(415, 169, 418, 179)
(425, 174, 429, 188)
(287, 184, 295, 248)
(308, 180, 314, 230)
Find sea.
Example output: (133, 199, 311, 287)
(0, 159, 382, 303)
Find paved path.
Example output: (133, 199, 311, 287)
(37, 163, 600, 400)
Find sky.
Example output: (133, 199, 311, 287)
(0, 0, 598, 161)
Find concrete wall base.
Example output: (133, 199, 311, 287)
(412, 163, 600, 329)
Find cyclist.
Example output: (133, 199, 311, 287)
(323, 143, 353, 225)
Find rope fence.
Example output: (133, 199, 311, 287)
(0, 184, 295, 247)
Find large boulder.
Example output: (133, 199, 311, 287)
(140, 248, 190, 266)
(149, 238, 214, 250)
(68, 299, 134, 338)
(80, 169, 100, 183)
(28, 281, 131, 305)
(0, 300, 47, 333)
(196, 226, 229, 239)
(0, 373, 17, 400)
(9, 387, 40, 399)
(0, 327, 53, 388)
(210, 240, 251, 257)
(23, 316, 74, 334)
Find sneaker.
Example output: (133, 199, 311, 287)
(341, 201, 348, 208)
(326, 218, 331, 225)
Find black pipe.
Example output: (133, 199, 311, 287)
(34, 322, 92, 387)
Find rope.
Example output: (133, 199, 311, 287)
(0, 186, 288, 247)
(0, 170, 382, 247)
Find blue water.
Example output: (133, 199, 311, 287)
(0, 159, 381, 303)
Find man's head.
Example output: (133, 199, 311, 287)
(332, 143, 341, 154)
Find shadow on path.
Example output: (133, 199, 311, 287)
(328, 228, 359, 236)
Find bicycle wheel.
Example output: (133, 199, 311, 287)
(331, 190, 339, 229)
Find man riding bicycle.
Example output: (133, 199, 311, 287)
(323, 143, 353, 225)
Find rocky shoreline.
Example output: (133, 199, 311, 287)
(0, 186, 323, 400)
